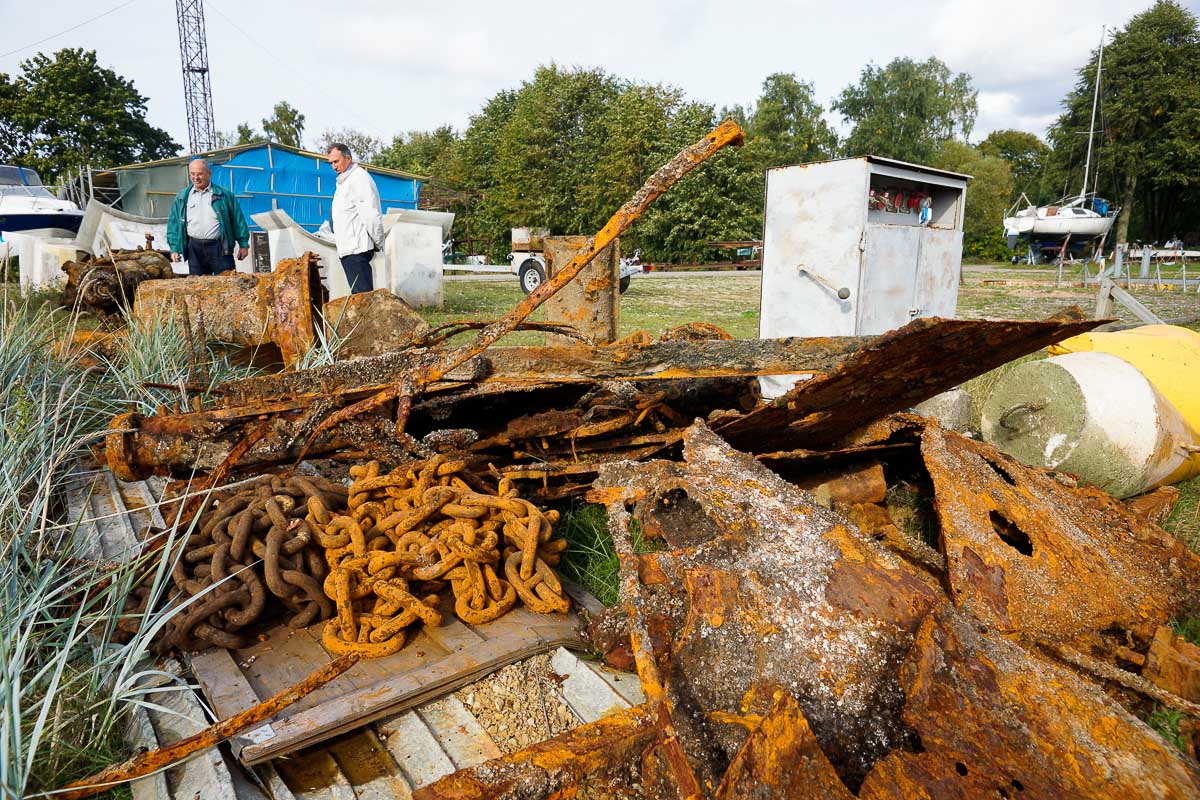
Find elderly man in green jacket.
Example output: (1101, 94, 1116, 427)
(166, 158, 250, 275)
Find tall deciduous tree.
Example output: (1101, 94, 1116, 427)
(834, 57, 977, 164)
(262, 101, 305, 149)
(978, 129, 1052, 203)
(0, 49, 177, 181)
(1048, 1, 1200, 245)
(316, 128, 385, 163)
(932, 141, 1013, 260)
(374, 126, 457, 174)
(747, 73, 839, 168)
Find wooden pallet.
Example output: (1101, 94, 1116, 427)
(191, 596, 585, 765)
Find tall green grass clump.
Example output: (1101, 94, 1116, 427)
(0, 297, 251, 798)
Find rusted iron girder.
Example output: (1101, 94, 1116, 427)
(412, 703, 656, 800)
(297, 120, 745, 457)
(716, 315, 1104, 452)
(219, 336, 864, 405)
(133, 253, 322, 368)
(56, 654, 358, 800)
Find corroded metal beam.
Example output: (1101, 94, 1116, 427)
(219, 336, 867, 404)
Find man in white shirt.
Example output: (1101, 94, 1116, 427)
(327, 143, 385, 293)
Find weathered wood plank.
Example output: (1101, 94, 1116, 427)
(415, 697, 502, 769)
(375, 711, 457, 788)
(325, 729, 413, 800)
(235, 628, 584, 764)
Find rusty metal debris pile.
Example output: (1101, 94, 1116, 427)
(410, 419, 1200, 799)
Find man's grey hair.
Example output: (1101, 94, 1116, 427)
(326, 142, 352, 160)
(188, 158, 212, 172)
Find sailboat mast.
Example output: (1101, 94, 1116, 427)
(1080, 25, 1106, 199)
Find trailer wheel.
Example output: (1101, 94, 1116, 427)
(519, 259, 546, 294)
(619, 275, 631, 294)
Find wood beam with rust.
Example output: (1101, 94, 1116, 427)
(220, 336, 868, 404)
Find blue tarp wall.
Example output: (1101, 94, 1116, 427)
(112, 143, 421, 232)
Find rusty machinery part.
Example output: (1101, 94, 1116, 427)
(407, 320, 596, 349)
(313, 454, 570, 658)
(156, 473, 350, 653)
(61, 239, 176, 318)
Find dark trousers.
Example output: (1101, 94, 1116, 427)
(340, 250, 375, 294)
(185, 237, 234, 276)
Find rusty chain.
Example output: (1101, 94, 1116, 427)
(159, 474, 348, 652)
(314, 454, 570, 659)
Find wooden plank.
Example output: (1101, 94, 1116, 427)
(272, 750, 356, 800)
(144, 659, 250, 800)
(236, 627, 585, 764)
(421, 615, 486, 654)
(325, 728, 413, 800)
(63, 470, 103, 561)
(375, 711, 457, 788)
(126, 704, 169, 800)
(415, 697, 502, 769)
(550, 647, 642, 723)
(337, 627, 450, 692)
(188, 647, 278, 760)
(238, 625, 364, 712)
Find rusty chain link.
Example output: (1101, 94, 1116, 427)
(314, 454, 570, 658)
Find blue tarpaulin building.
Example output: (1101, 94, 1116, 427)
(105, 142, 423, 233)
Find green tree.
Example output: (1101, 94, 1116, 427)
(1047, 1, 1200, 245)
(0, 48, 178, 181)
(316, 127, 385, 163)
(262, 101, 305, 148)
(375, 125, 458, 174)
(932, 141, 1013, 260)
(978, 129, 1052, 203)
(834, 57, 977, 164)
(747, 73, 839, 168)
(213, 122, 262, 149)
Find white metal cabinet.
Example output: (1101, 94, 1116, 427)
(758, 156, 969, 397)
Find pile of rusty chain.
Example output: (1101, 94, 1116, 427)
(311, 455, 570, 658)
(160, 474, 348, 652)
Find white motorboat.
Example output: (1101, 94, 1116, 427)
(0, 164, 85, 240)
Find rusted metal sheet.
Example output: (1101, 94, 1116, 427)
(543, 235, 619, 346)
(133, 253, 322, 368)
(713, 691, 854, 800)
(921, 424, 1200, 647)
(717, 315, 1104, 452)
(856, 604, 1200, 800)
(592, 421, 944, 789)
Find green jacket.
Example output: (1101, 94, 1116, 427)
(166, 183, 250, 256)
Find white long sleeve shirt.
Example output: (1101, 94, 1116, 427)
(331, 163, 385, 257)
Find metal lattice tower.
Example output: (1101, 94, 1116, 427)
(176, 0, 216, 154)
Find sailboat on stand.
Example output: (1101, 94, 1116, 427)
(1004, 26, 1120, 261)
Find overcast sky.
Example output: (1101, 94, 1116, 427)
(0, 0, 1189, 157)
